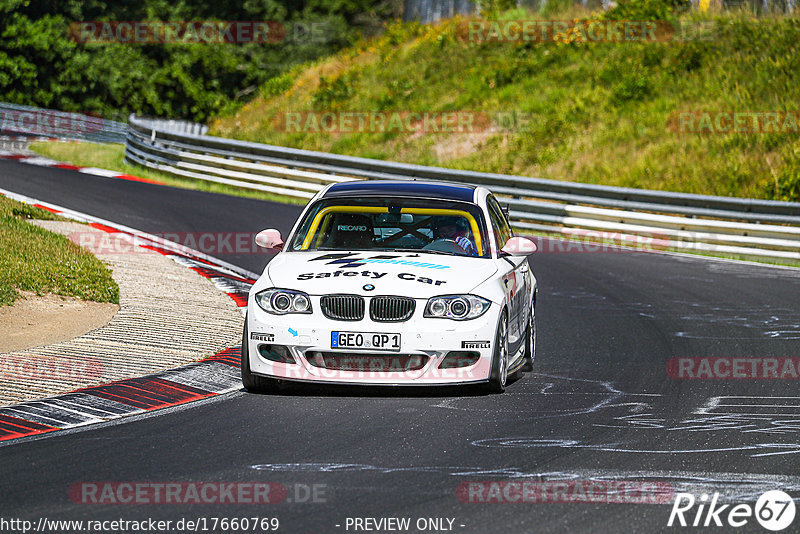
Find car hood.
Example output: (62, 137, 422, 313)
(266, 251, 498, 298)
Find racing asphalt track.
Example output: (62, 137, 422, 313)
(1, 157, 800, 533)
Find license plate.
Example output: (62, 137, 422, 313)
(331, 331, 401, 352)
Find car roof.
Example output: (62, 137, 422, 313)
(322, 180, 478, 203)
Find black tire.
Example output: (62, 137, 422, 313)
(522, 304, 536, 372)
(241, 315, 280, 393)
(486, 312, 509, 393)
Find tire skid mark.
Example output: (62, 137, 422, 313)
(434, 375, 800, 459)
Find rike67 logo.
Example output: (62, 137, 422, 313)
(668, 491, 796, 531)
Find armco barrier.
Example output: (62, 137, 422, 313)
(125, 114, 800, 262)
(0, 102, 127, 144)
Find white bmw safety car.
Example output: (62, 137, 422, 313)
(242, 180, 538, 392)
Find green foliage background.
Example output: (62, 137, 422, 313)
(0, 0, 399, 122)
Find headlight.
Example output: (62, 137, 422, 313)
(255, 288, 313, 315)
(424, 295, 490, 320)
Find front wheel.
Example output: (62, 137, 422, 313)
(486, 312, 509, 393)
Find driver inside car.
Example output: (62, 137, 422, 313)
(432, 216, 478, 256)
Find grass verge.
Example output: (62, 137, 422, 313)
(28, 141, 307, 205)
(0, 196, 119, 307)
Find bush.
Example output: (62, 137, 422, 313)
(603, 0, 692, 20)
(612, 71, 652, 104)
(263, 73, 295, 97)
(312, 75, 356, 109)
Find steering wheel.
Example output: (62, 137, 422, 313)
(422, 238, 468, 254)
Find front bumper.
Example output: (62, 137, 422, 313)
(246, 297, 498, 386)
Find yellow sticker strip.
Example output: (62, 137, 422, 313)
(300, 206, 482, 253)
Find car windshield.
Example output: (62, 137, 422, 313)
(288, 197, 490, 257)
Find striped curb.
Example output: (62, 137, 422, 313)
(0, 135, 73, 144)
(0, 348, 243, 442)
(0, 187, 259, 443)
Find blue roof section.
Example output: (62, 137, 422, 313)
(323, 180, 477, 202)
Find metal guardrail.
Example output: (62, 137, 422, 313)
(403, 0, 799, 25)
(0, 102, 127, 144)
(133, 118, 209, 136)
(404, 0, 475, 24)
(126, 114, 800, 262)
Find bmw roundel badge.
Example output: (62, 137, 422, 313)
(363, 284, 375, 291)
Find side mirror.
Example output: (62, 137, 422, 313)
(255, 229, 284, 252)
(501, 236, 537, 256)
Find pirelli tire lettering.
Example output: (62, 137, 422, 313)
(462, 341, 491, 349)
